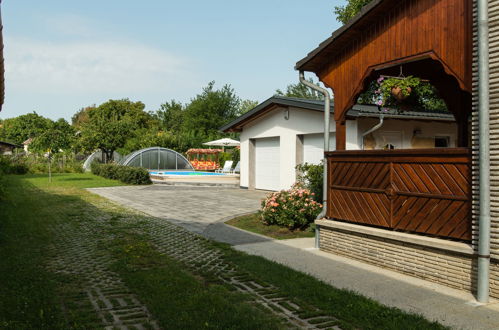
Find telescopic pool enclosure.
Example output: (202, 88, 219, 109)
(120, 147, 194, 171)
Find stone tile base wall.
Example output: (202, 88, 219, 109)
(320, 226, 499, 299)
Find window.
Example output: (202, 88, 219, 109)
(435, 136, 450, 148)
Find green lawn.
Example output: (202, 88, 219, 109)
(0, 173, 447, 329)
(226, 212, 315, 240)
(19, 172, 129, 189)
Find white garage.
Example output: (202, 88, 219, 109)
(255, 137, 280, 190)
(303, 133, 336, 165)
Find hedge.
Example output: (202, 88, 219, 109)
(90, 163, 152, 185)
(0, 156, 29, 175)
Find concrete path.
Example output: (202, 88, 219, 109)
(89, 184, 499, 330)
(236, 238, 499, 330)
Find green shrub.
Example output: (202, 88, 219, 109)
(218, 152, 232, 166)
(0, 173, 5, 200)
(2, 154, 84, 174)
(231, 148, 240, 165)
(0, 156, 29, 175)
(218, 149, 240, 168)
(260, 184, 322, 230)
(296, 162, 323, 203)
(91, 163, 151, 185)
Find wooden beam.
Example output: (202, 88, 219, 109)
(336, 120, 346, 150)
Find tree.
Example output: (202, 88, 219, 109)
(275, 78, 324, 100)
(334, 0, 372, 24)
(181, 81, 241, 138)
(29, 119, 75, 154)
(156, 100, 184, 132)
(78, 99, 151, 162)
(71, 105, 95, 128)
(0, 112, 52, 144)
(239, 99, 259, 114)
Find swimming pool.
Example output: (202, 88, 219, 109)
(150, 171, 227, 176)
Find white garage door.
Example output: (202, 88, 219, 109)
(303, 133, 335, 165)
(255, 137, 280, 190)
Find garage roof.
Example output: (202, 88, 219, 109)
(220, 96, 333, 132)
(350, 105, 455, 122)
(221, 96, 455, 133)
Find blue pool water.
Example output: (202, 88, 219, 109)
(150, 171, 226, 176)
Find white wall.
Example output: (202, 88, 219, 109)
(239, 106, 358, 190)
(356, 118, 457, 149)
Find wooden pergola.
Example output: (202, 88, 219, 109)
(296, 0, 473, 241)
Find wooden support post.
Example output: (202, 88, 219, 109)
(336, 120, 346, 150)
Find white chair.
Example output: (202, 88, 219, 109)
(216, 160, 233, 173)
(230, 161, 240, 174)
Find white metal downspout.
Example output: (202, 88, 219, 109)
(477, 0, 491, 304)
(361, 115, 384, 150)
(299, 71, 331, 249)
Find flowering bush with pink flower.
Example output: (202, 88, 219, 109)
(260, 184, 322, 230)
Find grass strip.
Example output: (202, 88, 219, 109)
(0, 173, 125, 329)
(217, 242, 448, 330)
(108, 233, 288, 329)
(226, 212, 314, 240)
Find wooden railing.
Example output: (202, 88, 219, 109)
(326, 148, 472, 241)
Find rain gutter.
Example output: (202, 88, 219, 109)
(299, 71, 331, 249)
(477, 0, 491, 304)
(361, 115, 384, 150)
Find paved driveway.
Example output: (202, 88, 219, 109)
(88, 185, 270, 244)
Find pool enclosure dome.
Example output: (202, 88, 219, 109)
(83, 150, 123, 172)
(120, 147, 194, 171)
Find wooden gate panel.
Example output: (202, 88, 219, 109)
(328, 161, 391, 227)
(329, 190, 390, 227)
(326, 149, 472, 241)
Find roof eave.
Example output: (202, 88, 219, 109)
(220, 96, 332, 132)
(295, 0, 385, 73)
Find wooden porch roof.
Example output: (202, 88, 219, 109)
(296, 0, 472, 116)
(295, 0, 387, 73)
(296, 0, 473, 149)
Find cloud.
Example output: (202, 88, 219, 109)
(4, 37, 197, 96)
(41, 13, 98, 38)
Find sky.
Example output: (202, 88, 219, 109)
(1, 0, 345, 121)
